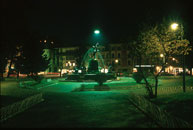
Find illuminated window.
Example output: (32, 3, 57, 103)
(68, 62, 72, 66)
(133, 68, 137, 72)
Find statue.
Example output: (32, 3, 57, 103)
(88, 43, 100, 73)
(92, 42, 99, 59)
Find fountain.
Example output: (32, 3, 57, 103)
(65, 43, 116, 81)
(81, 43, 105, 73)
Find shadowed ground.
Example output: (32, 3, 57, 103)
(1, 78, 156, 128)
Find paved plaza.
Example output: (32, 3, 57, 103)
(1, 77, 155, 128)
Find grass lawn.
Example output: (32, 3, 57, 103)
(0, 77, 58, 107)
(148, 76, 193, 125)
(0, 78, 38, 107)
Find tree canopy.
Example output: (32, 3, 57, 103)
(134, 19, 192, 98)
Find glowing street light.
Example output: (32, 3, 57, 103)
(160, 54, 165, 65)
(160, 54, 164, 58)
(115, 59, 119, 63)
(94, 29, 100, 35)
(171, 23, 179, 30)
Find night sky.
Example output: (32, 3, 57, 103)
(2, 0, 193, 46)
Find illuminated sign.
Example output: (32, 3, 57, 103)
(135, 65, 155, 68)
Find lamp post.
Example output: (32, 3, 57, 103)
(160, 54, 165, 72)
(94, 30, 100, 35)
(171, 23, 186, 92)
(160, 54, 165, 63)
(115, 59, 119, 76)
(93, 29, 100, 59)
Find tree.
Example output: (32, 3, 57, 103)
(0, 39, 21, 79)
(20, 33, 50, 82)
(135, 20, 192, 98)
(0, 42, 8, 80)
(14, 44, 25, 78)
(5, 40, 20, 78)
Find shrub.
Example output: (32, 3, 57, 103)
(95, 73, 107, 86)
(132, 72, 143, 83)
(30, 75, 44, 83)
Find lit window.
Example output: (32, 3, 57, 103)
(133, 68, 137, 72)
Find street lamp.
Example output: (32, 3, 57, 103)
(160, 53, 165, 72)
(171, 23, 179, 31)
(160, 54, 165, 63)
(170, 22, 183, 38)
(94, 29, 100, 35)
(170, 22, 186, 92)
(115, 59, 119, 63)
(92, 29, 101, 59)
(114, 59, 119, 75)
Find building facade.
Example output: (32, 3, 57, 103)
(99, 43, 134, 74)
(44, 46, 79, 74)
(44, 43, 135, 75)
(43, 42, 193, 76)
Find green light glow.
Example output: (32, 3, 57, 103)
(94, 30, 100, 34)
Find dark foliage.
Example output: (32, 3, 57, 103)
(132, 72, 143, 83)
(88, 59, 99, 73)
(95, 73, 107, 86)
(19, 33, 49, 75)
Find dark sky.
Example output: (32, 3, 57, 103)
(2, 0, 193, 46)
